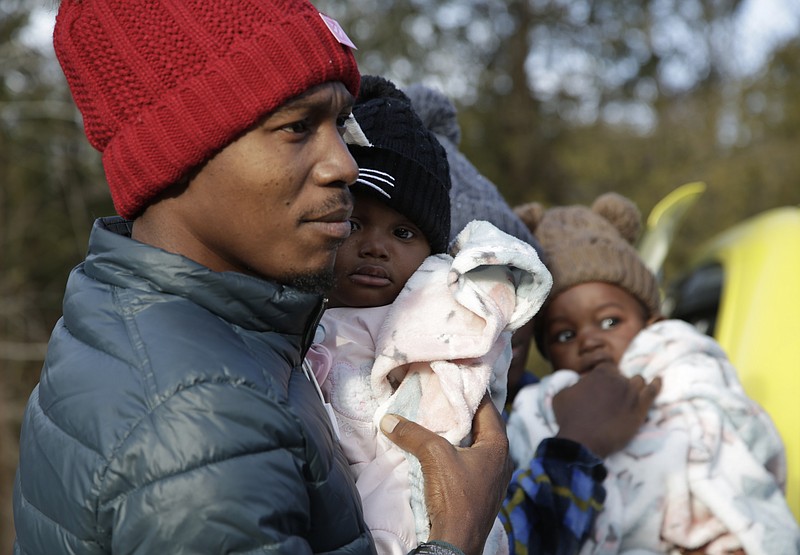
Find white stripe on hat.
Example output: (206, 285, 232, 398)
(356, 168, 395, 199)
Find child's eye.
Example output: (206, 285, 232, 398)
(394, 227, 415, 240)
(554, 330, 574, 343)
(349, 220, 361, 232)
(600, 317, 619, 330)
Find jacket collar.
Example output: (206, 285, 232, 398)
(84, 216, 326, 340)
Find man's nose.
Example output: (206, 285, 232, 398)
(315, 128, 359, 188)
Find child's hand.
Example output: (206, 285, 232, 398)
(552, 363, 661, 458)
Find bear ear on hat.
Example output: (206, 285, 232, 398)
(592, 192, 642, 245)
(513, 202, 547, 235)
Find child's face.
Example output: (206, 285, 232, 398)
(541, 281, 655, 375)
(327, 192, 432, 308)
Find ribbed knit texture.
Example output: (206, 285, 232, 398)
(54, 0, 360, 219)
(349, 76, 451, 254)
(514, 193, 661, 356)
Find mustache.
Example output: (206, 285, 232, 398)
(303, 189, 353, 221)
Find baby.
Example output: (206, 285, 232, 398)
(507, 192, 799, 554)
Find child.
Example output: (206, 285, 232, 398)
(508, 192, 800, 554)
(306, 76, 553, 555)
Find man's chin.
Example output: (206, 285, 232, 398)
(285, 268, 336, 296)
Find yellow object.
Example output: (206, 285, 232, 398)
(639, 181, 706, 276)
(667, 206, 800, 521)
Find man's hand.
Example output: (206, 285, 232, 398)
(380, 396, 512, 555)
(553, 363, 662, 458)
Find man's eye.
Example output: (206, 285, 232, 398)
(600, 317, 619, 330)
(284, 120, 310, 134)
(394, 227, 415, 240)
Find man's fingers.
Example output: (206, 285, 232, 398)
(470, 395, 506, 443)
(631, 376, 661, 418)
(381, 396, 505, 451)
(380, 413, 445, 458)
(471, 395, 513, 480)
(642, 376, 663, 402)
(380, 398, 511, 479)
(620, 374, 661, 410)
(628, 374, 647, 391)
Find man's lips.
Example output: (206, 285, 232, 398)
(348, 265, 391, 287)
(306, 206, 353, 240)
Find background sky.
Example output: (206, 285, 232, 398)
(734, 0, 800, 74)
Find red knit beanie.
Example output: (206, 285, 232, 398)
(54, 0, 360, 219)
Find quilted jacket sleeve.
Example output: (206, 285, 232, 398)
(14, 373, 373, 555)
(99, 381, 321, 553)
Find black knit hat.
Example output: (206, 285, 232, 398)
(350, 76, 451, 253)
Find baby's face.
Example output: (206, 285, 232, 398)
(327, 192, 431, 308)
(541, 282, 651, 375)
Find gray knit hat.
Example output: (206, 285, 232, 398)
(515, 193, 661, 355)
(404, 83, 541, 253)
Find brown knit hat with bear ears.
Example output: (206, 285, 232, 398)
(514, 192, 661, 357)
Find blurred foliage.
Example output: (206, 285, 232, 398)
(317, 0, 800, 280)
(1, 0, 111, 549)
(2, 0, 800, 550)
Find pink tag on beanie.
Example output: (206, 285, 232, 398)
(319, 13, 358, 50)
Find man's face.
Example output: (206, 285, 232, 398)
(542, 281, 652, 374)
(157, 82, 358, 291)
(327, 192, 431, 308)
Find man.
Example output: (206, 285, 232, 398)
(12, 1, 510, 554)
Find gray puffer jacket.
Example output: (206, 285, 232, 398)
(13, 217, 376, 555)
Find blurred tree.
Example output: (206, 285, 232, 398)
(315, 0, 747, 204)
(1, 1, 111, 550)
(314, 0, 799, 280)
